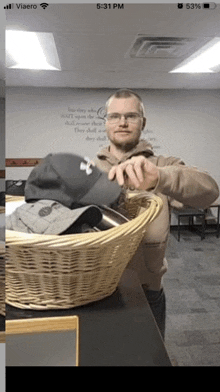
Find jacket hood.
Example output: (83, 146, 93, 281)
(97, 139, 154, 163)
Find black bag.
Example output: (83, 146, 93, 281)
(6, 180, 26, 196)
(0, 192, 4, 206)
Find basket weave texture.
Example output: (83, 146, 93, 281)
(0, 205, 5, 316)
(6, 193, 163, 310)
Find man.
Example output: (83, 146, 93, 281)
(94, 89, 219, 339)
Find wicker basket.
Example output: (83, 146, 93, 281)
(0, 205, 5, 316)
(6, 193, 163, 310)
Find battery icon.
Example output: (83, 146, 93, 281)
(203, 3, 216, 8)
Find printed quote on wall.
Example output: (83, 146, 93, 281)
(61, 106, 107, 148)
(61, 106, 161, 150)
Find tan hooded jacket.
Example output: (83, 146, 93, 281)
(94, 140, 219, 290)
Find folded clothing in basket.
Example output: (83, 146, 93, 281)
(6, 199, 102, 235)
(25, 153, 122, 209)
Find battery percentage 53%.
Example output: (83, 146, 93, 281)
(186, 3, 201, 8)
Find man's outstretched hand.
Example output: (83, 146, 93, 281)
(108, 156, 159, 191)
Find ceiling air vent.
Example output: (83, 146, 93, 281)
(126, 35, 209, 59)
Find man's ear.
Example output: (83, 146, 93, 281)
(142, 117, 146, 130)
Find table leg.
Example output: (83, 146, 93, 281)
(178, 216, 180, 241)
(217, 206, 220, 238)
(201, 213, 206, 240)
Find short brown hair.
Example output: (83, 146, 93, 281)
(105, 89, 145, 116)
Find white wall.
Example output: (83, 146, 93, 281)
(0, 98, 4, 193)
(6, 87, 220, 222)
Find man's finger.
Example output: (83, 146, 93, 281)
(125, 164, 141, 188)
(133, 162, 144, 183)
(108, 166, 116, 181)
(130, 156, 148, 182)
(115, 165, 126, 186)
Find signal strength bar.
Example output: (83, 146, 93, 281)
(4, 3, 14, 9)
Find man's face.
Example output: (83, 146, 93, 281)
(105, 97, 146, 151)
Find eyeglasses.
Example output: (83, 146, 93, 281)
(105, 112, 143, 124)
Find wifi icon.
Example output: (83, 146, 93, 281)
(40, 3, 49, 9)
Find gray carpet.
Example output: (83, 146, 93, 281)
(163, 228, 220, 366)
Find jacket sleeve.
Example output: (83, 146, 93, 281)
(154, 158, 219, 209)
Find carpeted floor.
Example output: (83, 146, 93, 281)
(163, 228, 220, 366)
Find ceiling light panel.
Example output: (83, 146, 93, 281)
(170, 37, 220, 73)
(6, 30, 61, 71)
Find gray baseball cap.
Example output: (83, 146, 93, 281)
(25, 153, 122, 208)
(6, 199, 102, 235)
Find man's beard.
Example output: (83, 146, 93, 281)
(109, 132, 141, 152)
(112, 139, 139, 152)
